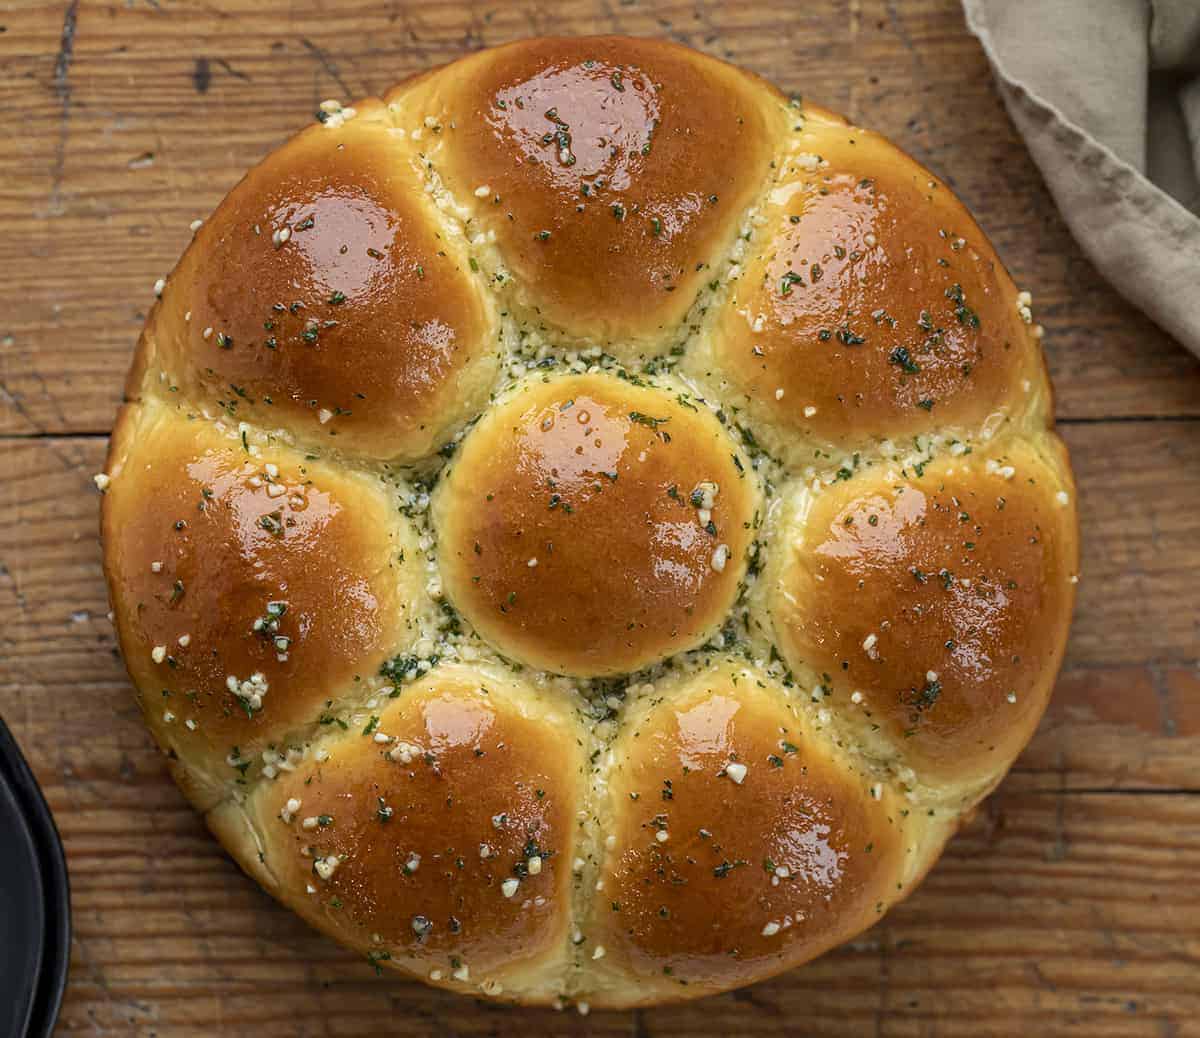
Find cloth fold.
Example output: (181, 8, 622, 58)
(963, 0, 1200, 358)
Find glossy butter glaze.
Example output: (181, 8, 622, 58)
(394, 36, 781, 353)
(142, 102, 498, 461)
(102, 402, 422, 808)
(771, 441, 1078, 788)
(222, 664, 583, 994)
(591, 662, 913, 1002)
(697, 107, 1043, 455)
(433, 373, 758, 675)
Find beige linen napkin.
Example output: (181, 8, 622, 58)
(963, 0, 1200, 357)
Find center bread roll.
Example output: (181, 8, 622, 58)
(432, 372, 759, 676)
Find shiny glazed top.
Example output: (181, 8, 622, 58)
(143, 103, 499, 462)
(698, 107, 1043, 455)
(397, 36, 782, 353)
(99, 35, 1078, 1010)
(101, 402, 422, 808)
(238, 665, 583, 984)
(593, 662, 909, 1001)
(771, 441, 1077, 787)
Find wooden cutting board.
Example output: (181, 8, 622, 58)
(1, 1, 1198, 1034)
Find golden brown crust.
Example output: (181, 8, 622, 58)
(97, 35, 1078, 1010)
(213, 663, 585, 1002)
(692, 107, 1044, 458)
(586, 661, 918, 1004)
(102, 399, 425, 808)
(433, 373, 758, 676)
(392, 36, 784, 356)
(769, 439, 1078, 790)
(141, 101, 500, 462)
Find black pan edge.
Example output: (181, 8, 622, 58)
(0, 718, 72, 1038)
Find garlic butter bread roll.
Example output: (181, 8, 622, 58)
(100, 35, 1077, 1009)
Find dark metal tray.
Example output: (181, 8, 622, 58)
(0, 719, 70, 1038)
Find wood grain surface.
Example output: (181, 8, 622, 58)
(1, 0, 1198, 1035)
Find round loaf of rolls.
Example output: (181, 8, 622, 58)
(98, 35, 1079, 1009)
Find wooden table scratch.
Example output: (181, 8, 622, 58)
(1, 1, 1198, 1035)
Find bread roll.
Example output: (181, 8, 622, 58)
(432, 372, 758, 676)
(137, 100, 501, 462)
(99, 35, 1078, 1009)
(768, 440, 1077, 797)
(392, 36, 784, 359)
(684, 104, 1048, 462)
(102, 399, 427, 810)
(582, 659, 953, 1005)
(209, 662, 585, 1000)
